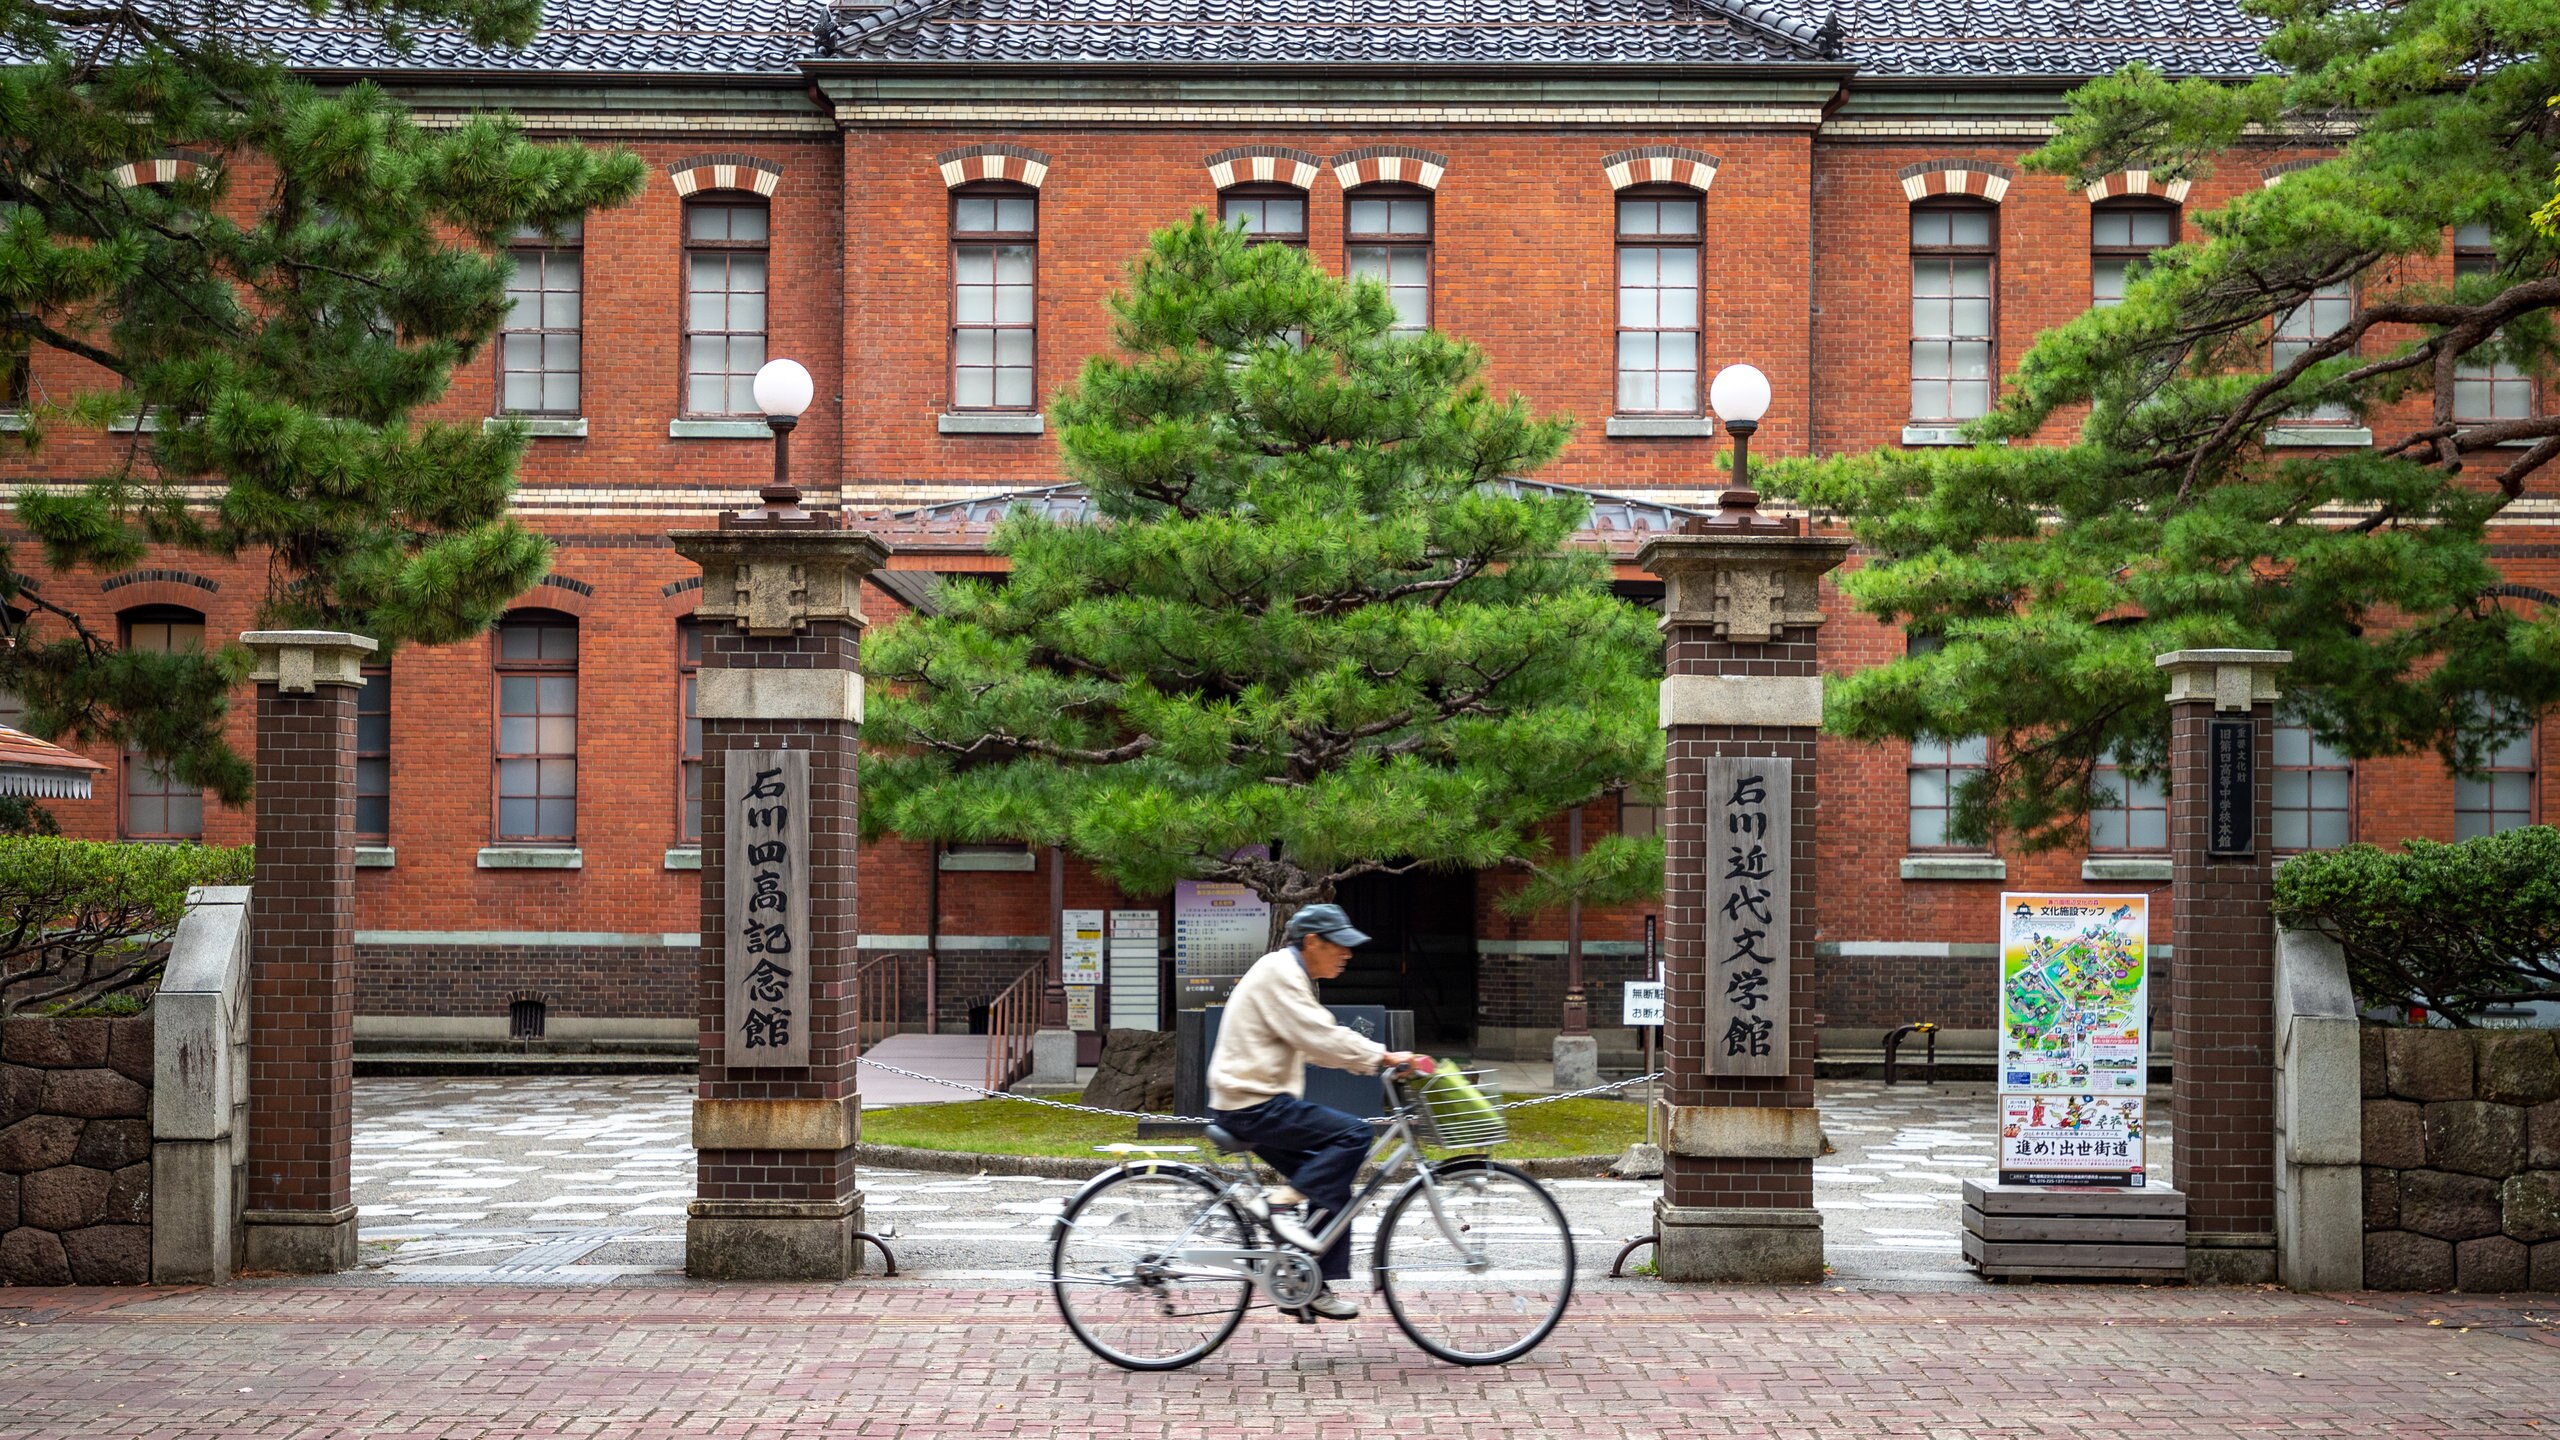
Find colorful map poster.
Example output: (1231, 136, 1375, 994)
(1999, 1093, 2147, 1186)
(1998, 893, 2149, 1096)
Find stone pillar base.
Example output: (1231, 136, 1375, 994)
(1024, 1028, 1079, 1091)
(687, 1196, 866, 1281)
(1551, 1034, 1599, 1091)
(2187, 1230, 2277, 1285)
(241, 1205, 358, 1274)
(151, 1140, 241, 1284)
(1654, 1201, 1823, 1283)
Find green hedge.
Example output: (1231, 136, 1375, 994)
(2272, 827, 2560, 1024)
(0, 837, 254, 1016)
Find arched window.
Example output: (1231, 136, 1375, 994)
(2091, 199, 2176, 308)
(1615, 185, 1703, 416)
(1910, 200, 1996, 423)
(1345, 185, 1432, 332)
(1220, 184, 1307, 247)
(950, 183, 1038, 411)
(684, 198, 769, 415)
(2455, 698, 2539, 838)
(120, 606, 204, 839)
(2088, 746, 2166, 853)
(494, 610, 577, 843)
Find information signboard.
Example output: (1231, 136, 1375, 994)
(1997, 892, 2150, 1185)
(1622, 982, 1665, 1027)
(1174, 879, 1270, 1009)
(1061, 908, 1105, 987)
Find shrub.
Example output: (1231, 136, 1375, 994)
(2272, 827, 2560, 1024)
(0, 838, 254, 1016)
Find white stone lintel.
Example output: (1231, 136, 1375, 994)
(1660, 1104, 1827, 1159)
(696, 667, 863, 723)
(1659, 673, 1822, 729)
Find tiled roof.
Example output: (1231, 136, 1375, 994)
(230, 0, 815, 76)
(1834, 0, 2272, 77)
(0, 726, 105, 802)
(178, 0, 2271, 81)
(822, 0, 1825, 67)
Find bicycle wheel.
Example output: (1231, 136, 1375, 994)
(1373, 1157, 1575, 1365)
(1050, 1166, 1254, 1371)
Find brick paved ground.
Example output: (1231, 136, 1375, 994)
(4, 1279, 2556, 1437)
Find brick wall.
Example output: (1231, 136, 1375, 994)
(0, 1015, 155, 1285)
(0, 114, 2546, 1042)
(356, 942, 692, 1021)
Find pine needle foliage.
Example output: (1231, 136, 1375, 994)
(863, 216, 1665, 910)
(0, 0, 645, 802)
(1768, 1, 2560, 850)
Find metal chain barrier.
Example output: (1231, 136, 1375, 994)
(852, 1053, 1665, 1127)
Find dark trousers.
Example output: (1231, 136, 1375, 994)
(1211, 1093, 1373, 1282)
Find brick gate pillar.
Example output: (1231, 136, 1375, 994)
(239, 629, 378, 1274)
(1636, 493, 1847, 1283)
(672, 502, 888, 1282)
(2157, 647, 2290, 1284)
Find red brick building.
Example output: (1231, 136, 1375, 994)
(5, 0, 2549, 1062)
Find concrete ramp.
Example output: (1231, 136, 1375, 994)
(858, 1033, 993, 1108)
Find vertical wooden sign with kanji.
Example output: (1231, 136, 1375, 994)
(724, 747, 811, 1068)
(1703, 756, 1789, 1077)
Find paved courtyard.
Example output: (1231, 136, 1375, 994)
(11, 1075, 2553, 1440)
(342, 1075, 2077, 1285)
(6, 1278, 2555, 1438)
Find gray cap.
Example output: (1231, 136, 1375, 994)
(1283, 903, 1372, 948)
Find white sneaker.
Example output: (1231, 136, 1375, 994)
(1301, 1286, 1360, 1321)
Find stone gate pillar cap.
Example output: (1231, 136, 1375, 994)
(241, 630, 378, 692)
(2155, 648, 2292, 712)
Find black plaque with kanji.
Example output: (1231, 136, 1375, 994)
(2208, 719, 2254, 856)
(1702, 756, 1790, 1077)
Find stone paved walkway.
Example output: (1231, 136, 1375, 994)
(346, 1076, 2064, 1284)
(3, 1281, 2554, 1437)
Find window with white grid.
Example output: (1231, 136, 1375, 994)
(951, 187, 1037, 410)
(501, 220, 581, 415)
(1911, 204, 1995, 421)
(2452, 224, 2535, 424)
(1616, 189, 1702, 415)
(1346, 188, 1432, 332)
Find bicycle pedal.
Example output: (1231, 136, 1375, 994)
(1289, 1307, 1316, 1326)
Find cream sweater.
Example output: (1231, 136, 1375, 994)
(1206, 947, 1389, 1111)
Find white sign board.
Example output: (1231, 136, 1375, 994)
(1108, 909, 1160, 1031)
(1621, 982, 1665, 1027)
(1061, 908, 1106, 986)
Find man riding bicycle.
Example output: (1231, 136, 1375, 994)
(1207, 902, 1431, 1322)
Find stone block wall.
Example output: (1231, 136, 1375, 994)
(2360, 1027, 2560, 1292)
(0, 1015, 155, 1285)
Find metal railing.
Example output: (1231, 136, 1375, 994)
(854, 954, 903, 1055)
(983, 963, 1043, 1092)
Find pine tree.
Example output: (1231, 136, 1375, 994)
(862, 216, 1664, 912)
(1772, 1, 2560, 848)
(0, 0, 645, 802)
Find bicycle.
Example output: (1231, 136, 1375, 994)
(1047, 1063, 1576, 1370)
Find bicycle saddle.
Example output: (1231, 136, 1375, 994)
(1203, 1124, 1245, 1155)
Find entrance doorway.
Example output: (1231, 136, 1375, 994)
(1329, 868, 1478, 1048)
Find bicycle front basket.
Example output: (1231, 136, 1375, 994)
(1409, 1067, 1510, 1149)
